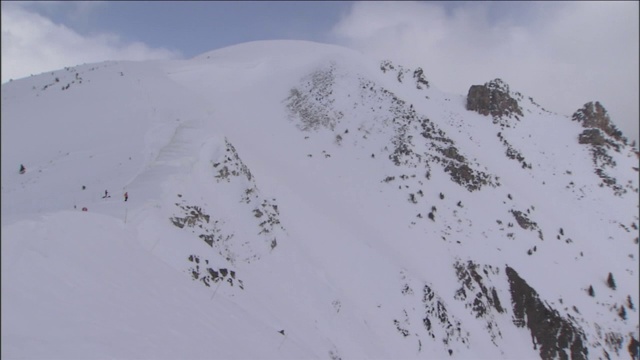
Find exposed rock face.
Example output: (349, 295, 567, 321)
(187, 254, 244, 289)
(466, 79, 523, 121)
(572, 102, 631, 195)
(510, 210, 538, 231)
(629, 337, 639, 360)
(285, 63, 496, 193)
(578, 128, 607, 147)
(506, 266, 588, 360)
(572, 101, 626, 144)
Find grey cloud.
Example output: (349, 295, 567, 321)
(1, 2, 182, 83)
(332, 1, 639, 143)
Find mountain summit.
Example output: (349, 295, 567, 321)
(2, 40, 638, 360)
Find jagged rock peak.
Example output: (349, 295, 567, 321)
(572, 101, 626, 144)
(466, 78, 523, 122)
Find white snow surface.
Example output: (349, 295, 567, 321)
(2, 40, 638, 359)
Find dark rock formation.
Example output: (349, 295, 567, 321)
(395, 270, 470, 356)
(510, 210, 538, 231)
(443, 162, 493, 192)
(170, 201, 234, 254)
(454, 261, 504, 316)
(506, 266, 588, 360)
(572, 102, 626, 144)
(453, 261, 504, 345)
(170, 204, 210, 229)
(187, 255, 244, 289)
(287, 61, 496, 193)
(497, 132, 532, 169)
(573, 102, 630, 195)
(578, 128, 608, 147)
(466, 79, 523, 121)
(413, 68, 430, 89)
(629, 337, 639, 360)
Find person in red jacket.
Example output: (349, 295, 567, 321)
(124, 192, 128, 202)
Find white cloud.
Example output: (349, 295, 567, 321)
(1, 2, 182, 84)
(332, 1, 639, 143)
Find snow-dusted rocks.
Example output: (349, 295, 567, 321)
(573, 102, 636, 196)
(2, 40, 638, 360)
(573, 101, 626, 144)
(380, 60, 430, 90)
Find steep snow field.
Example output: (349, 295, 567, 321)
(2, 40, 638, 359)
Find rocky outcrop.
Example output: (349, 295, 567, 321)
(286, 64, 496, 192)
(214, 140, 284, 257)
(384, 85, 495, 192)
(578, 128, 608, 147)
(380, 60, 430, 89)
(187, 254, 244, 289)
(395, 270, 469, 357)
(170, 138, 284, 267)
(413, 68, 430, 89)
(453, 261, 504, 345)
(170, 200, 236, 261)
(510, 210, 538, 231)
(572, 102, 629, 195)
(497, 132, 532, 169)
(506, 266, 588, 360)
(213, 140, 254, 183)
(572, 102, 626, 144)
(466, 79, 523, 124)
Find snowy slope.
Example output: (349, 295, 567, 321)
(2, 40, 638, 359)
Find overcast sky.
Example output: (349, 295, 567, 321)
(2, 1, 638, 143)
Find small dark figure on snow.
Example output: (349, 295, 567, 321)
(19, 164, 26, 174)
(124, 192, 128, 202)
(102, 190, 109, 198)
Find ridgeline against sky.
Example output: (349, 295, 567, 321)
(1, 1, 638, 144)
(2, 40, 638, 359)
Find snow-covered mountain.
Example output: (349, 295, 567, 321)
(2, 40, 638, 360)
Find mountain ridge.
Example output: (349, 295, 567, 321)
(2, 40, 638, 360)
